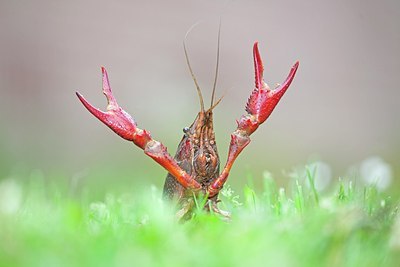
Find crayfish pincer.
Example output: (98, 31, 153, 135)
(76, 38, 299, 221)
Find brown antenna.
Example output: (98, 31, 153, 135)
(184, 23, 205, 112)
(210, 20, 221, 108)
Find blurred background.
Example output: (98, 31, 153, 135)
(1, 0, 399, 193)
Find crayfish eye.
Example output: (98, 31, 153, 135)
(183, 127, 190, 134)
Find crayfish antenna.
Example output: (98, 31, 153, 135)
(184, 22, 205, 112)
(210, 19, 221, 108)
(208, 94, 224, 112)
(184, 20, 225, 112)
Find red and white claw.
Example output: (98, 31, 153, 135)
(208, 42, 299, 196)
(239, 42, 299, 136)
(76, 67, 138, 142)
(76, 67, 202, 191)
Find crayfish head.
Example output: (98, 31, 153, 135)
(183, 109, 220, 184)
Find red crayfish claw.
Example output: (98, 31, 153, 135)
(76, 67, 137, 141)
(243, 42, 299, 135)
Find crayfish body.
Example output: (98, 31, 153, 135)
(163, 109, 222, 220)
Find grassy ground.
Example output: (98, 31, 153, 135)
(0, 170, 399, 267)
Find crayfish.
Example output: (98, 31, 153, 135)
(76, 33, 299, 220)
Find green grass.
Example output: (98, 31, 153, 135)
(0, 169, 399, 267)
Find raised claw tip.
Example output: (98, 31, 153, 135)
(293, 61, 300, 70)
(253, 41, 264, 89)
